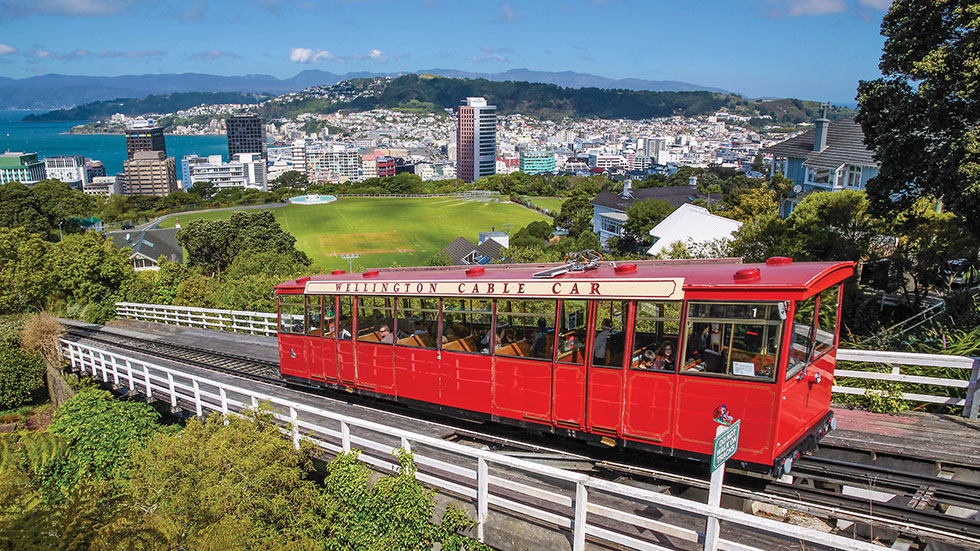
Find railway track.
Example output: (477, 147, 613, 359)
(64, 324, 980, 550)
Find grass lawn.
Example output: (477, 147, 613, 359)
(521, 196, 566, 213)
(158, 197, 549, 271)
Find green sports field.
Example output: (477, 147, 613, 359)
(521, 196, 566, 213)
(158, 197, 549, 270)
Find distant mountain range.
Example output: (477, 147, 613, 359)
(0, 69, 729, 110)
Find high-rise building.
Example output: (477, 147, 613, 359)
(306, 146, 360, 183)
(123, 151, 177, 196)
(43, 155, 87, 188)
(234, 153, 268, 191)
(519, 150, 556, 175)
(227, 114, 267, 160)
(125, 126, 166, 160)
(0, 152, 46, 185)
(376, 156, 396, 178)
(456, 97, 496, 183)
(181, 154, 210, 189)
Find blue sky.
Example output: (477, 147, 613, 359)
(0, 0, 893, 102)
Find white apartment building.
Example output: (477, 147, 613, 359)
(44, 155, 88, 187)
(234, 153, 268, 192)
(587, 153, 627, 170)
(84, 176, 121, 196)
(306, 146, 361, 183)
(189, 155, 248, 190)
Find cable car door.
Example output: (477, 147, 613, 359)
(622, 300, 682, 448)
(586, 300, 629, 436)
(552, 299, 588, 430)
(335, 296, 356, 385)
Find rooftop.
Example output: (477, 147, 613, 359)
(762, 116, 877, 169)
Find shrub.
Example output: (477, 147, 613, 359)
(20, 312, 64, 366)
(0, 346, 45, 410)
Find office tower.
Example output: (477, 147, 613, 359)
(227, 114, 267, 160)
(519, 150, 556, 175)
(123, 151, 177, 196)
(125, 126, 166, 160)
(456, 97, 496, 183)
(0, 152, 46, 185)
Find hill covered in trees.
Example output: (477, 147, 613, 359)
(24, 75, 852, 124)
(21, 92, 275, 122)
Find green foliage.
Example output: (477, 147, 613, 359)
(125, 407, 333, 550)
(623, 198, 674, 246)
(40, 388, 161, 495)
(553, 195, 595, 237)
(0, 346, 44, 410)
(178, 210, 311, 275)
(0, 227, 52, 314)
(860, 380, 911, 414)
(324, 449, 485, 551)
(50, 231, 135, 317)
(0, 180, 95, 241)
(0, 314, 25, 349)
(427, 251, 452, 266)
(174, 273, 220, 308)
(22, 92, 273, 123)
(272, 170, 309, 190)
(856, 0, 980, 234)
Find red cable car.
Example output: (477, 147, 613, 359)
(275, 257, 853, 476)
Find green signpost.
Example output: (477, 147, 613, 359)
(710, 419, 741, 472)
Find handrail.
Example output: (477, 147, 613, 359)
(60, 339, 883, 551)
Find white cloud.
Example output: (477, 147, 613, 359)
(858, 0, 892, 9)
(501, 1, 515, 22)
(289, 47, 335, 63)
(0, 43, 16, 55)
(368, 48, 385, 60)
(785, 0, 846, 16)
(183, 0, 206, 21)
(467, 53, 508, 63)
(25, 47, 162, 60)
(480, 45, 513, 53)
(1, 0, 136, 16)
(97, 49, 163, 58)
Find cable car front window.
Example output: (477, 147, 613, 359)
(682, 301, 782, 381)
(278, 295, 304, 334)
(787, 296, 817, 379)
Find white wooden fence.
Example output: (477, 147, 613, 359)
(114, 302, 980, 419)
(834, 349, 980, 419)
(115, 302, 277, 336)
(60, 339, 882, 551)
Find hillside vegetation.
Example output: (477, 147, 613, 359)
(23, 75, 853, 125)
(22, 92, 275, 122)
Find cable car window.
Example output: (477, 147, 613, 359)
(305, 295, 322, 337)
(397, 297, 439, 349)
(441, 298, 492, 355)
(683, 301, 782, 381)
(592, 300, 628, 369)
(813, 286, 840, 358)
(278, 295, 304, 334)
(337, 296, 354, 341)
(321, 296, 336, 338)
(632, 301, 681, 371)
(495, 299, 557, 361)
(357, 296, 395, 344)
(787, 296, 817, 379)
(556, 300, 588, 365)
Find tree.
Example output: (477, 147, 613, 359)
(552, 195, 593, 237)
(788, 189, 880, 264)
(0, 227, 53, 314)
(723, 186, 778, 223)
(623, 199, 674, 246)
(38, 389, 162, 496)
(50, 232, 135, 321)
(856, 0, 980, 232)
(0, 346, 44, 410)
(177, 211, 310, 276)
(271, 170, 308, 190)
(187, 180, 217, 201)
(125, 408, 334, 550)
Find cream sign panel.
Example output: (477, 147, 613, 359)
(305, 278, 685, 300)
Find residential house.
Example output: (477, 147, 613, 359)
(440, 236, 504, 265)
(590, 181, 706, 246)
(763, 106, 879, 217)
(107, 228, 183, 271)
(646, 204, 742, 256)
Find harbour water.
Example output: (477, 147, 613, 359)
(0, 110, 228, 177)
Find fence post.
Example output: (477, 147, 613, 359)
(125, 359, 135, 393)
(341, 420, 351, 453)
(110, 353, 119, 387)
(572, 481, 587, 551)
(290, 407, 300, 450)
(477, 456, 489, 543)
(143, 363, 153, 400)
(965, 357, 980, 420)
(220, 388, 229, 416)
(193, 379, 203, 417)
(166, 372, 177, 409)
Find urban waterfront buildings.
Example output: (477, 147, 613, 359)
(306, 146, 360, 183)
(43, 156, 105, 189)
(456, 97, 497, 183)
(122, 151, 177, 196)
(125, 126, 166, 160)
(227, 114, 267, 160)
(0, 152, 46, 185)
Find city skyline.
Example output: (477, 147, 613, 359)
(0, 0, 893, 103)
